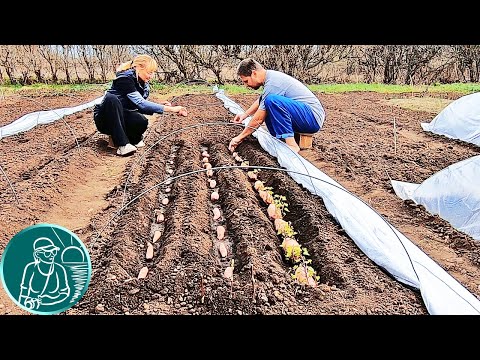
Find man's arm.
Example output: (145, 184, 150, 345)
(238, 109, 266, 139)
(233, 98, 260, 123)
(229, 109, 267, 152)
(245, 98, 260, 116)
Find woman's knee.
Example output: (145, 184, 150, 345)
(102, 92, 121, 107)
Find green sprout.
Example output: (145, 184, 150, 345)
(277, 221, 297, 238)
(273, 194, 290, 216)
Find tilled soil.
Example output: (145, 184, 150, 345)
(1, 89, 479, 315)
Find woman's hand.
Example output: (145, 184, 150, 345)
(164, 105, 188, 116)
(173, 106, 187, 117)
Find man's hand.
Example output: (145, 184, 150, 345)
(24, 296, 41, 310)
(162, 101, 172, 106)
(232, 113, 248, 124)
(229, 136, 243, 152)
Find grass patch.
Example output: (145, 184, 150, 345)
(0, 83, 109, 95)
(1, 82, 479, 98)
(308, 82, 480, 94)
(385, 97, 453, 114)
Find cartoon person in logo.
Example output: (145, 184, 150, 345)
(18, 237, 70, 311)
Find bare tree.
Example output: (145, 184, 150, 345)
(0, 45, 18, 84)
(1, 44, 479, 85)
(185, 45, 241, 84)
(59, 45, 74, 83)
(145, 45, 199, 82)
(77, 45, 96, 82)
(452, 45, 480, 82)
(92, 45, 110, 82)
(109, 45, 133, 74)
(401, 45, 443, 84)
(38, 45, 61, 83)
(347, 46, 373, 83)
(243, 45, 353, 83)
(20, 45, 45, 84)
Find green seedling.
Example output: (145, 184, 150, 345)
(291, 263, 320, 286)
(273, 194, 290, 217)
(281, 238, 302, 263)
(277, 221, 297, 238)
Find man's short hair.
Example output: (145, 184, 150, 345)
(237, 58, 263, 77)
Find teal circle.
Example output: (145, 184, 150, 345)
(0, 223, 92, 315)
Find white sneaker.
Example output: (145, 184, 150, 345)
(116, 143, 137, 156)
(135, 140, 145, 148)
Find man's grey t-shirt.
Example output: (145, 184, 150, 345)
(258, 70, 325, 128)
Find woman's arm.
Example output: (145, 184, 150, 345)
(128, 92, 187, 116)
(127, 91, 164, 115)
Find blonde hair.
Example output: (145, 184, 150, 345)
(116, 54, 158, 73)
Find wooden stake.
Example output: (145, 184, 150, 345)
(393, 117, 397, 156)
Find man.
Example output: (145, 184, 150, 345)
(229, 58, 326, 153)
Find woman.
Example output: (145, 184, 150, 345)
(94, 54, 188, 156)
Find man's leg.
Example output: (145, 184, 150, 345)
(283, 137, 300, 153)
(264, 94, 319, 153)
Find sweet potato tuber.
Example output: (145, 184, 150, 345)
(254, 180, 265, 191)
(156, 213, 165, 223)
(152, 230, 161, 243)
(138, 266, 148, 279)
(146, 242, 154, 260)
(217, 225, 225, 240)
(218, 242, 228, 257)
(224, 266, 234, 279)
(281, 237, 302, 262)
(211, 191, 219, 201)
(294, 264, 317, 287)
(267, 203, 282, 219)
(274, 218, 287, 232)
(259, 190, 273, 204)
(247, 171, 257, 180)
(213, 207, 221, 220)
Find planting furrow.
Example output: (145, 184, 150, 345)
(71, 93, 429, 315)
(235, 141, 427, 314)
(0, 109, 99, 187)
(75, 135, 172, 314)
(201, 146, 231, 264)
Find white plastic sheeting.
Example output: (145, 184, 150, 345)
(391, 155, 480, 241)
(421, 92, 480, 146)
(214, 86, 480, 315)
(0, 96, 104, 140)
